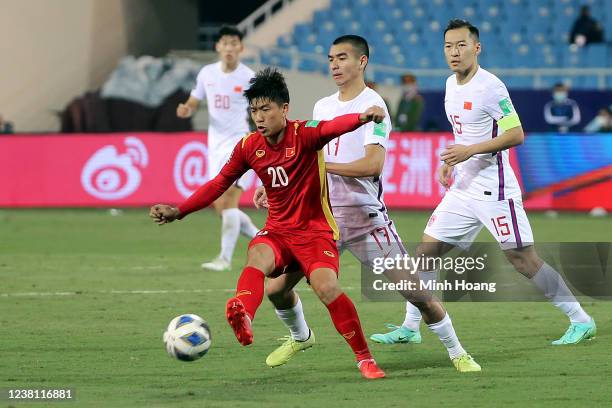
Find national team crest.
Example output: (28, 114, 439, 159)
(256, 150, 266, 158)
(285, 147, 295, 158)
(463, 101, 472, 110)
(234, 85, 242, 92)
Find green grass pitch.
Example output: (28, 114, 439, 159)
(1, 209, 610, 407)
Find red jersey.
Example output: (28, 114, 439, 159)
(178, 113, 365, 240)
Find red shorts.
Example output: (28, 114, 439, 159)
(248, 229, 339, 279)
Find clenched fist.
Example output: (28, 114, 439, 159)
(149, 204, 180, 225)
(359, 106, 386, 124)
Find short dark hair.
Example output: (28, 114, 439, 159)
(243, 67, 290, 106)
(444, 19, 480, 41)
(216, 25, 243, 42)
(332, 35, 370, 58)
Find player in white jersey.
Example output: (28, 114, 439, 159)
(255, 35, 480, 372)
(177, 26, 259, 271)
(372, 20, 596, 345)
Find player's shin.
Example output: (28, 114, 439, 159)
(326, 293, 372, 361)
(220, 208, 241, 261)
(235, 266, 266, 320)
(427, 313, 466, 359)
(237, 209, 259, 238)
(402, 270, 437, 329)
(531, 262, 591, 323)
(274, 295, 311, 341)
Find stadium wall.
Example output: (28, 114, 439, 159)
(1, 132, 609, 211)
(0, 0, 197, 133)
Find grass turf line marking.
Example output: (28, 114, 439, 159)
(0, 287, 359, 298)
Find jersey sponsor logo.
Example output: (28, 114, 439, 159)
(236, 290, 252, 297)
(463, 101, 473, 110)
(305, 120, 320, 128)
(233, 85, 242, 92)
(256, 149, 266, 158)
(174, 141, 208, 198)
(81, 137, 148, 200)
(285, 147, 295, 158)
(342, 331, 355, 340)
(499, 98, 515, 116)
(323, 250, 335, 258)
(373, 122, 387, 137)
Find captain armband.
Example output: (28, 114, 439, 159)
(497, 112, 521, 132)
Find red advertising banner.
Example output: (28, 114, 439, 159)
(0, 132, 606, 210)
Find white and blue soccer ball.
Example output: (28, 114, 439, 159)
(163, 314, 212, 361)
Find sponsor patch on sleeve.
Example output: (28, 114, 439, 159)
(305, 120, 320, 128)
(373, 122, 387, 137)
(498, 97, 515, 116)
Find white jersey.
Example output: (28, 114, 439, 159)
(191, 61, 254, 154)
(313, 87, 392, 228)
(444, 67, 522, 201)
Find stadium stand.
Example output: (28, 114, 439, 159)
(256, 0, 610, 89)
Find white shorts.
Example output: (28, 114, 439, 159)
(208, 148, 251, 190)
(424, 191, 534, 250)
(338, 220, 408, 268)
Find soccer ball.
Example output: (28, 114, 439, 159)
(163, 314, 212, 361)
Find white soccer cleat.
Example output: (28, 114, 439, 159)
(201, 256, 231, 271)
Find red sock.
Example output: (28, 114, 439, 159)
(235, 266, 265, 320)
(326, 293, 372, 362)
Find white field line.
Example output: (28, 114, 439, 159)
(0, 287, 359, 298)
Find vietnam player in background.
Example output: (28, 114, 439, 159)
(150, 68, 387, 379)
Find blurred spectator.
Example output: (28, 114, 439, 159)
(0, 114, 14, 134)
(544, 83, 581, 133)
(584, 106, 612, 133)
(394, 74, 424, 132)
(570, 5, 604, 46)
(365, 80, 392, 116)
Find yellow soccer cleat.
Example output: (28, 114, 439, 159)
(266, 330, 315, 367)
(452, 354, 482, 372)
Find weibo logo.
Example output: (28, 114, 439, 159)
(81, 137, 148, 200)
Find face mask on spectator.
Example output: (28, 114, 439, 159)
(553, 92, 568, 103)
(402, 84, 418, 99)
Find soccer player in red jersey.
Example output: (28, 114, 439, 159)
(149, 68, 386, 379)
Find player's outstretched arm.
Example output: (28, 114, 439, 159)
(325, 144, 385, 177)
(306, 106, 386, 150)
(441, 126, 524, 166)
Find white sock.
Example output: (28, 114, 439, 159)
(531, 262, 591, 324)
(220, 208, 241, 262)
(401, 270, 437, 331)
(427, 313, 466, 359)
(275, 296, 311, 341)
(237, 209, 259, 238)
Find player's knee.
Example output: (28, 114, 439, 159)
(505, 250, 539, 277)
(311, 279, 341, 304)
(246, 247, 275, 275)
(265, 281, 286, 301)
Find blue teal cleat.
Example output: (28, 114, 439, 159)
(552, 319, 597, 345)
(370, 324, 422, 344)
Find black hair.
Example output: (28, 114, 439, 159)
(553, 82, 566, 88)
(332, 34, 370, 58)
(243, 67, 290, 106)
(444, 19, 480, 41)
(216, 25, 243, 42)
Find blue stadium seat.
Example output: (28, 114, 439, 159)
(585, 44, 607, 67)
